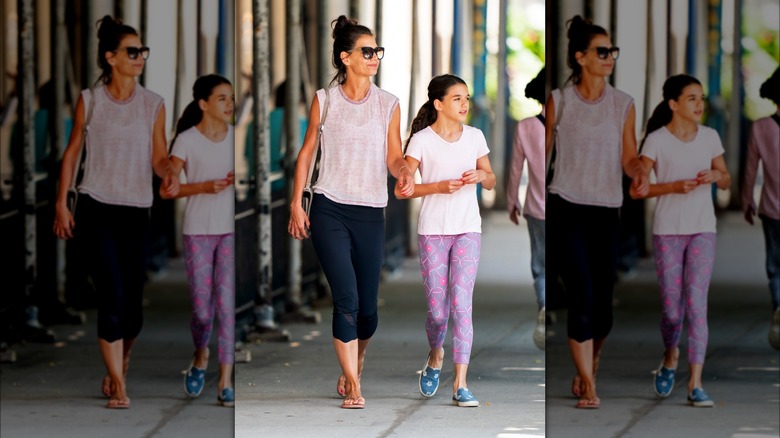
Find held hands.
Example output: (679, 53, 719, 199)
(632, 171, 650, 198)
(161, 170, 180, 198)
(53, 203, 75, 240)
(288, 202, 310, 240)
(397, 166, 415, 197)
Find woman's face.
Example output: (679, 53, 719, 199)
(200, 83, 235, 123)
(435, 83, 470, 123)
(342, 34, 381, 78)
(670, 83, 704, 123)
(577, 34, 616, 79)
(106, 35, 146, 78)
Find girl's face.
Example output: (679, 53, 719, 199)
(342, 35, 381, 78)
(434, 83, 470, 123)
(670, 84, 704, 123)
(577, 34, 616, 79)
(199, 83, 235, 123)
(106, 35, 146, 78)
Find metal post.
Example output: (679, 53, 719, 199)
(492, 0, 507, 210)
(173, 0, 184, 133)
(53, 0, 65, 158)
(319, 0, 331, 88)
(349, 0, 359, 20)
(726, 0, 742, 208)
(53, 0, 66, 301)
(286, 0, 303, 309)
(18, 0, 36, 308)
(374, 0, 382, 87)
(253, 0, 273, 325)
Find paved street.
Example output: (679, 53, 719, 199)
(545, 212, 780, 438)
(0, 263, 234, 438)
(235, 211, 546, 438)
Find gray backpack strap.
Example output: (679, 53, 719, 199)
(304, 88, 330, 189)
(69, 87, 96, 190)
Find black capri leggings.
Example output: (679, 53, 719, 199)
(548, 194, 619, 342)
(76, 194, 150, 342)
(309, 194, 385, 343)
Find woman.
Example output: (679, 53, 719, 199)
(507, 67, 547, 351)
(288, 15, 414, 409)
(53, 15, 179, 409)
(396, 74, 496, 407)
(545, 15, 648, 409)
(630, 74, 730, 407)
(743, 68, 780, 351)
(163, 74, 236, 407)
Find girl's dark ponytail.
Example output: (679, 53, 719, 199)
(170, 101, 203, 151)
(639, 101, 673, 153)
(404, 101, 437, 153)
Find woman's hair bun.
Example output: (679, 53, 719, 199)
(332, 15, 358, 39)
(97, 15, 117, 40)
(566, 15, 590, 40)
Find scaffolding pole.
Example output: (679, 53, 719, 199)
(18, 0, 36, 305)
(253, 0, 273, 320)
(285, 0, 303, 308)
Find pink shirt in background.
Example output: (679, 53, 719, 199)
(506, 116, 545, 220)
(743, 110, 780, 220)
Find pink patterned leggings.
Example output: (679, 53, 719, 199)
(653, 233, 716, 365)
(418, 233, 481, 365)
(183, 234, 235, 365)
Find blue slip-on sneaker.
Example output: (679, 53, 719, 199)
(653, 365, 675, 398)
(184, 361, 206, 398)
(688, 387, 714, 407)
(418, 353, 441, 398)
(218, 387, 235, 407)
(452, 387, 479, 407)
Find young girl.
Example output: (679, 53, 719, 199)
(162, 74, 235, 407)
(395, 74, 496, 407)
(630, 74, 730, 407)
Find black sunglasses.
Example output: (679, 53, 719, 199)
(352, 46, 385, 60)
(585, 46, 620, 60)
(114, 46, 150, 60)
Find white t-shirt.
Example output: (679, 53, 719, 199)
(171, 125, 235, 235)
(405, 125, 490, 235)
(641, 125, 724, 235)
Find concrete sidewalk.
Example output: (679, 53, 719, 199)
(0, 261, 234, 438)
(235, 211, 545, 438)
(545, 212, 780, 438)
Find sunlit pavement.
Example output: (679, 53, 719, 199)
(0, 260, 234, 438)
(236, 211, 545, 438)
(545, 211, 780, 438)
